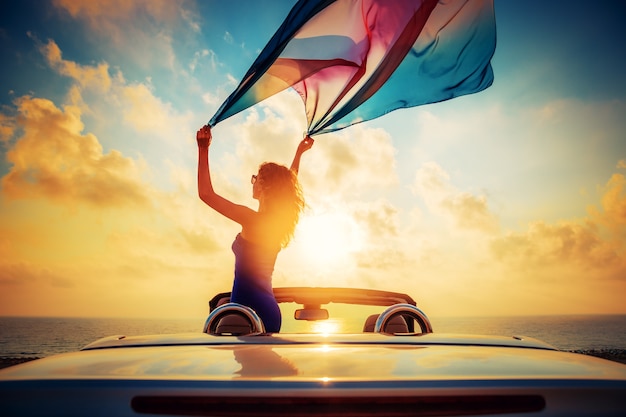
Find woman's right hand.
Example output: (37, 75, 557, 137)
(197, 125, 212, 148)
(297, 136, 314, 154)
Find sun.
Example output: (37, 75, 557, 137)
(293, 211, 364, 268)
(311, 320, 341, 335)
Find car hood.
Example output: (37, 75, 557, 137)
(2, 333, 625, 382)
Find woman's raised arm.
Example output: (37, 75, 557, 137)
(290, 136, 314, 175)
(197, 125, 256, 226)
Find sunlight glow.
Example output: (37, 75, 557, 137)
(316, 344, 334, 353)
(294, 211, 364, 267)
(311, 320, 341, 335)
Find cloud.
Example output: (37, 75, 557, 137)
(35, 39, 195, 144)
(226, 74, 238, 86)
(52, 0, 198, 72)
(38, 37, 112, 93)
(352, 199, 399, 239)
(120, 82, 194, 139)
(491, 221, 621, 271)
(491, 172, 625, 277)
(304, 126, 398, 198)
(413, 162, 500, 234)
(52, 0, 195, 42)
(1, 96, 150, 208)
(0, 116, 230, 319)
(590, 173, 626, 240)
(440, 192, 499, 234)
(189, 49, 214, 72)
(0, 112, 16, 144)
(0, 32, 243, 318)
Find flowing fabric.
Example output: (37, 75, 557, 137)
(209, 0, 496, 136)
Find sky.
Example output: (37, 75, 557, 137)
(0, 0, 625, 320)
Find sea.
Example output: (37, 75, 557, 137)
(1, 314, 625, 359)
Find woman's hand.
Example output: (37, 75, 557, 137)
(297, 136, 314, 154)
(197, 125, 212, 148)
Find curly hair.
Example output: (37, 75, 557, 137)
(256, 162, 304, 248)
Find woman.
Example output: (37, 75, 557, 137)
(196, 125, 313, 332)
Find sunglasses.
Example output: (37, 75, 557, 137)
(251, 174, 258, 184)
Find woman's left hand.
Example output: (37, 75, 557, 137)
(197, 125, 212, 148)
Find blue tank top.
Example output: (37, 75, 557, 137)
(230, 233, 282, 332)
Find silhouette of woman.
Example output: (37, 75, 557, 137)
(196, 125, 313, 332)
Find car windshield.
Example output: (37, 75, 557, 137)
(278, 302, 386, 334)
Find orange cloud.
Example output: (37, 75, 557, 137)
(594, 173, 626, 237)
(36, 39, 195, 143)
(440, 192, 499, 234)
(2, 96, 150, 208)
(491, 221, 621, 271)
(0, 112, 16, 144)
(491, 173, 625, 275)
(38, 39, 112, 92)
(120, 83, 195, 139)
(52, 0, 193, 38)
(413, 162, 499, 234)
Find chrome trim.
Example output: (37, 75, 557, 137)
(203, 303, 265, 335)
(375, 303, 434, 334)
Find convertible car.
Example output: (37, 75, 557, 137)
(1, 287, 625, 416)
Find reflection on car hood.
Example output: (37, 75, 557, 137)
(2, 333, 625, 382)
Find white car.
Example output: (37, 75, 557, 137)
(1, 287, 625, 416)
